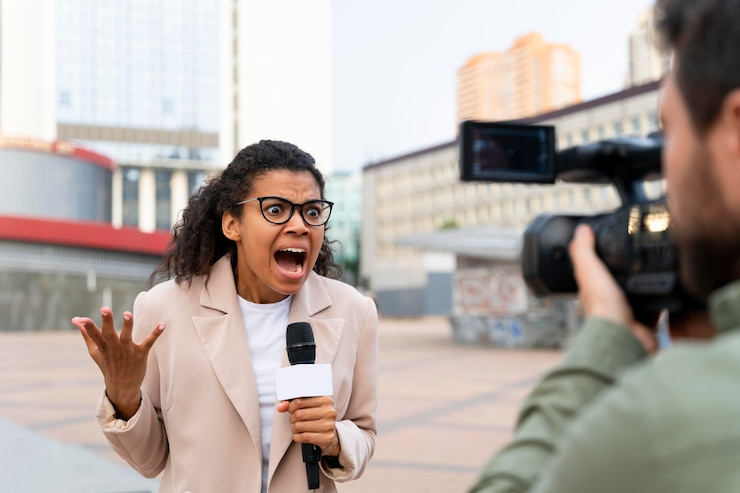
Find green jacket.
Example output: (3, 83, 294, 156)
(469, 280, 740, 493)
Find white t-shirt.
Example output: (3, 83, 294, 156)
(238, 295, 292, 493)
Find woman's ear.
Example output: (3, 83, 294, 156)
(222, 211, 240, 241)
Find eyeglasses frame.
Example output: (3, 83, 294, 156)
(235, 196, 334, 227)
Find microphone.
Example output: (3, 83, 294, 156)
(286, 322, 322, 490)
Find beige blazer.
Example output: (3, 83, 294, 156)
(96, 255, 378, 493)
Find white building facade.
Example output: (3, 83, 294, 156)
(627, 7, 670, 87)
(362, 81, 663, 318)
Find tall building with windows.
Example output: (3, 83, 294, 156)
(457, 33, 581, 125)
(628, 7, 670, 87)
(0, 0, 333, 330)
(0, 0, 333, 233)
(325, 170, 363, 286)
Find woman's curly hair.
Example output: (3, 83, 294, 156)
(149, 140, 342, 286)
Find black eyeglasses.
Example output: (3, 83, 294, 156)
(236, 196, 334, 227)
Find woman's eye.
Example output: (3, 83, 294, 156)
(305, 207, 321, 218)
(266, 205, 284, 215)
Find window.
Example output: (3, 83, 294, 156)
(122, 168, 140, 227)
(188, 171, 206, 195)
(155, 169, 172, 230)
(162, 98, 175, 115)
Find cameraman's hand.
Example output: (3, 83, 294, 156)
(569, 224, 658, 354)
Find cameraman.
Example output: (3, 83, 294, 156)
(469, 0, 740, 491)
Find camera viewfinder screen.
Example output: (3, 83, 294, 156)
(459, 121, 555, 183)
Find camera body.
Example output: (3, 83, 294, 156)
(459, 120, 701, 321)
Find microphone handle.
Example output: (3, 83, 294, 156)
(302, 443, 321, 489)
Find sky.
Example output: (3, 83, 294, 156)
(331, 0, 656, 172)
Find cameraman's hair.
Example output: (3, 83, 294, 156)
(655, 0, 740, 134)
(149, 139, 342, 286)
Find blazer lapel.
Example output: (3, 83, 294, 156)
(268, 273, 345, 482)
(192, 256, 262, 457)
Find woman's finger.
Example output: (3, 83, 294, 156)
(139, 323, 166, 352)
(72, 317, 104, 367)
(73, 317, 106, 350)
(119, 312, 134, 344)
(99, 308, 119, 341)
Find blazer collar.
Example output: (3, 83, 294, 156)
(268, 271, 346, 483)
(198, 254, 238, 313)
(193, 255, 346, 482)
(192, 255, 263, 458)
(283, 270, 344, 366)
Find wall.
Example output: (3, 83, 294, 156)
(0, 148, 112, 222)
(0, 241, 161, 331)
(449, 258, 581, 348)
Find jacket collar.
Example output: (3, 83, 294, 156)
(269, 267, 346, 483)
(191, 255, 262, 457)
(191, 255, 345, 481)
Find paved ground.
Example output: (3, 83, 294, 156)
(0, 316, 563, 493)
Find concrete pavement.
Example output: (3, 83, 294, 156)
(0, 317, 563, 493)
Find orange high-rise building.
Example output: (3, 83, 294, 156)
(457, 33, 581, 125)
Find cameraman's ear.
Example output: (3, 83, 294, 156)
(721, 89, 740, 157)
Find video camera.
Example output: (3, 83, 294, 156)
(459, 120, 702, 323)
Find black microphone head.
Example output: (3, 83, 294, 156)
(286, 322, 316, 365)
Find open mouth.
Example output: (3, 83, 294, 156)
(275, 248, 306, 274)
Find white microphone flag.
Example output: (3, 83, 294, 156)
(275, 364, 333, 401)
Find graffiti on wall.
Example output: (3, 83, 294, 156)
(454, 266, 528, 316)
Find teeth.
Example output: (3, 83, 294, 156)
(276, 248, 305, 274)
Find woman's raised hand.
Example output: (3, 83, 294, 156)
(72, 307, 165, 420)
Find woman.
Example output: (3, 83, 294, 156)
(72, 140, 378, 493)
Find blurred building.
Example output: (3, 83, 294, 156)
(0, 0, 333, 232)
(0, 0, 333, 330)
(627, 7, 670, 87)
(362, 81, 662, 332)
(0, 137, 170, 331)
(325, 170, 363, 286)
(457, 33, 581, 125)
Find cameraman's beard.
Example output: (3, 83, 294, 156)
(674, 147, 740, 302)
(679, 234, 740, 302)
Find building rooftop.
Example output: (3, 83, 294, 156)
(396, 226, 524, 261)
